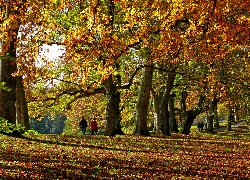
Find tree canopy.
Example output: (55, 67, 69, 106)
(0, 0, 249, 135)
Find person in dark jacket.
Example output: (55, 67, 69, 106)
(79, 116, 88, 135)
(91, 118, 98, 135)
(197, 122, 201, 132)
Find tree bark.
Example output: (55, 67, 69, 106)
(103, 74, 124, 136)
(151, 90, 162, 132)
(227, 105, 234, 131)
(102, 0, 124, 136)
(180, 108, 202, 135)
(114, 90, 124, 135)
(0, 54, 17, 124)
(206, 108, 214, 132)
(233, 106, 239, 122)
(0, 0, 27, 136)
(213, 102, 220, 128)
(160, 72, 176, 136)
(180, 97, 219, 134)
(16, 76, 30, 132)
(0, 25, 19, 135)
(135, 66, 153, 135)
(169, 93, 178, 132)
(104, 75, 116, 136)
(180, 90, 188, 125)
(180, 95, 206, 135)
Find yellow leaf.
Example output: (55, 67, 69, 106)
(112, 34, 118, 41)
(221, 33, 227, 41)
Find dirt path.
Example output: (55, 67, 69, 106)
(213, 121, 248, 132)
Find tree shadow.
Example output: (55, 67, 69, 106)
(16, 135, 158, 154)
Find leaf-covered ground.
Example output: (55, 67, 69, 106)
(0, 129, 249, 180)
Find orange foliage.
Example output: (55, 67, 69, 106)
(1, 0, 249, 118)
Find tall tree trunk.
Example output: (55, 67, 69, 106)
(213, 102, 220, 128)
(227, 104, 234, 131)
(180, 90, 188, 125)
(102, 0, 124, 136)
(233, 105, 239, 122)
(160, 72, 175, 136)
(0, 22, 19, 135)
(104, 75, 116, 136)
(235, 107, 239, 122)
(169, 93, 178, 132)
(151, 90, 162, 132)
(135, 66, 153, 135)
(180, 95, 206, 135)
(104, 74, 123, 136)
(206, 108, 214, 132)
(175, 108, 182, 126)
(0, 0, 26, 136)
(16, 76, 30, 132)
(0, 53, 17, 125)
(180, 108, 202, 135)
(114, 90, 124, 135)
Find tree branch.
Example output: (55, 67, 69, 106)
(118, 65, 185, 90)
(28, 85, 105, 104)
(211, 0, 217, 16)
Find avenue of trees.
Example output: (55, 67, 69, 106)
(0, 0, 249, 136)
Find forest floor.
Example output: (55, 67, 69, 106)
(0, 124, 249, 180)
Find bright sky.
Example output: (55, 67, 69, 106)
(35, 44, 65, 69)
(35, 44, 66, 87)
(42, 44, 65, 61)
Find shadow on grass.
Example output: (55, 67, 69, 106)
(0, 131, 250, 179)
(16, 134, 165, 154)
(2, 149, 248, 180)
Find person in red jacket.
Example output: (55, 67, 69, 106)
(91, 118, 98, 135)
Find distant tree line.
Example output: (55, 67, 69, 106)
(30, 114, 66, 134)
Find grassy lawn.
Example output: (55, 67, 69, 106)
(0, 127, 249, 180)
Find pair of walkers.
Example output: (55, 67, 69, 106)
(79, 116, 98, 135)
(197, 122, 204, 132)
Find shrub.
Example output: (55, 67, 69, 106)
(24, 129, 40, 135)
(0, 117, 24, 133)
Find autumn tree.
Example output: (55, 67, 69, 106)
(17, 0, 250, 136)
(22, 0, 186, 136)
(173, 0, 250, 134)
(134, 48, 153, 135)
(0, 0, 34, 134)
(211, 48, 250, 129)
(21, 0, 151, 136)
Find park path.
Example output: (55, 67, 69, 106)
(213, 121, 248, 132)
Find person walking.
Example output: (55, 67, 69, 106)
(91, 118, 98, 135)
(79, 116, 88, 135)
(197, 122, 201, 132)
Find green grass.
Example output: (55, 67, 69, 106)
(0, 127, 249, 179)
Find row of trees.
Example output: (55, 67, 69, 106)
(30, 113, 66, 134)
(0, 0, 249, 136)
